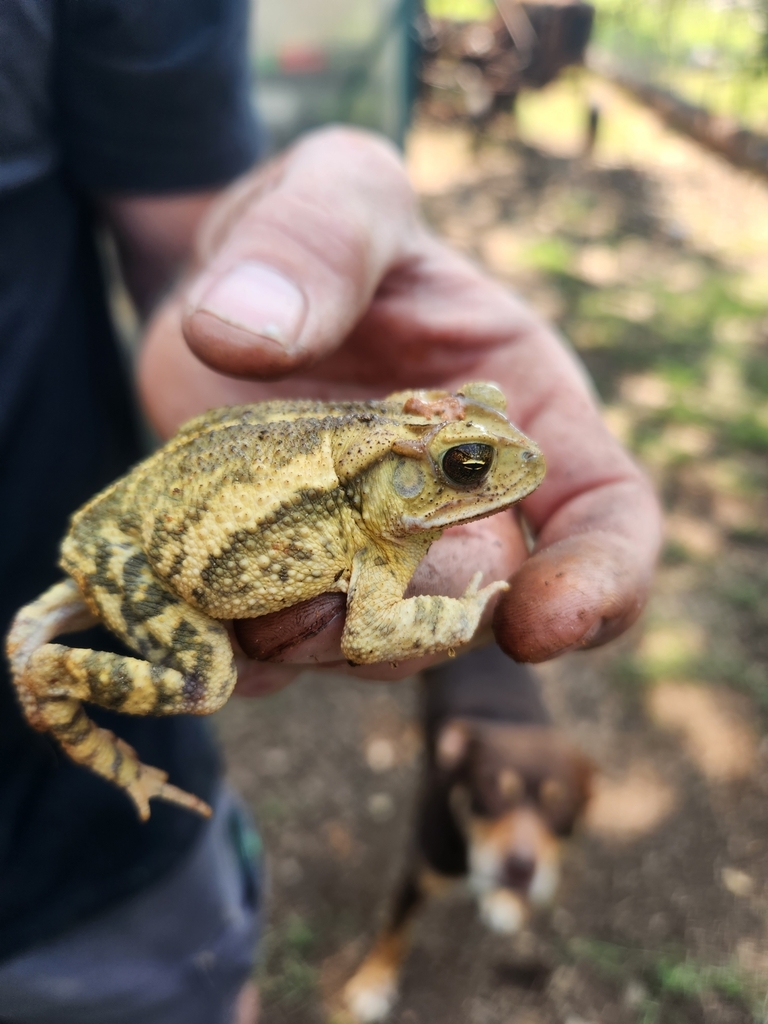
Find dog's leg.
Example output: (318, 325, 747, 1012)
(478, 887, 528, 935)
(343, 866, 457, 1022)
(343, 872, 421, 1023)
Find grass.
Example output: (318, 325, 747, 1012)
(260, 913, 319, 1007)
(256, 796, 288, 822)
(570, 938, 766, 1023)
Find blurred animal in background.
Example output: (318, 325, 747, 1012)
(421, 0, 595, 124)
(343, 645, 594, 1023)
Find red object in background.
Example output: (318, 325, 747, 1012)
(278, 45, 328, 75)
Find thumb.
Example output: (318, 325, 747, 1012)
(181, 127, 419, 380)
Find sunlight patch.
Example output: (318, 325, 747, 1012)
(647, 681, 756, 782)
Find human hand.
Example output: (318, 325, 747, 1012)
(138, 127, 661, 685)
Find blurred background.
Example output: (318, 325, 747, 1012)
(213, 2, 768, 1021)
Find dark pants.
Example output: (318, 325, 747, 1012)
(0, 787, 262, 1024)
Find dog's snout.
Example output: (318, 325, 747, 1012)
(503, 853, 536, 891)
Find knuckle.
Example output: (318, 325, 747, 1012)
(295, 125, 415, 213)
(260, 195, 373, 285)
(302, 124, 405, 173)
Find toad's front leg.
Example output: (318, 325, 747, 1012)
(7, 542, 237, 820)
(341, 540, 508, 665)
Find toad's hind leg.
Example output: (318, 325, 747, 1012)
(6, 578, 98, 725)
(7, 545, 237, 820)
(17, 642, 218, 820)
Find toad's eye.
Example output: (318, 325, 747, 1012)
(440, 443, 495, 487)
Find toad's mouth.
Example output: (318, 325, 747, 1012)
(399, 482, 541, 533)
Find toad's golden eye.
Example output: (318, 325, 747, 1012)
(440, 443, 495, 487)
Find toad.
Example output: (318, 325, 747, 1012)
(6, 383, 544, 819)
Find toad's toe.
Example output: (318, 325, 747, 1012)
(125, 757, 212, 821)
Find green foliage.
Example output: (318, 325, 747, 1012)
(424, 0, 495, 20)
(261, 914, 319, 1007)
(655, 957, 750, 1003)
(522, 236, 574, 273)
(570, 939, 762, 1019)
(744, 353, 768, 395)
(256, 796, 288, 822)
(570, 937, 631, 975)
(283, 914, 315, 954)
(721, 578, 764, 612)
(657, 361, 700, 389)
(592, 0, 768, 131)
(264, 957, 318, 1005)
(723, 415, 768, 454)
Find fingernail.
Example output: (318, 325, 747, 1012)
(195, 261, 306, 349)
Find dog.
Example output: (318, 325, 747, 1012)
(343, 645, 594, 1023)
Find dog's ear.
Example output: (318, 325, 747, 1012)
(498, 768, 525, 802)
(541, 747, 597, 835)
(436, 720, 471, 771)
(540, 778, 569, 817)
(449, 783, 472, 829)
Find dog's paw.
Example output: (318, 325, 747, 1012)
(479, 888, 527, 935)
(343, 964, 398, 1023)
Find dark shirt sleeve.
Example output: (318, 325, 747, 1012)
(56, 0, 261, 193)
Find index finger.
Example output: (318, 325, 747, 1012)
(473, 294, 662, 662)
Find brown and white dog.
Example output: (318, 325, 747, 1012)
(343, 646, 594, 1023)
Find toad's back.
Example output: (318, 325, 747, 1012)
(61, 400, 399, 620)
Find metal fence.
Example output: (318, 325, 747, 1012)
(251, 0, 420, 151)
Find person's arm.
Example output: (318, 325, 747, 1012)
(99, 193, 219, 316)
(57, 0, 260, 313)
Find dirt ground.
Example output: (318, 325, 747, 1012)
(215, 76, 768, 1023)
